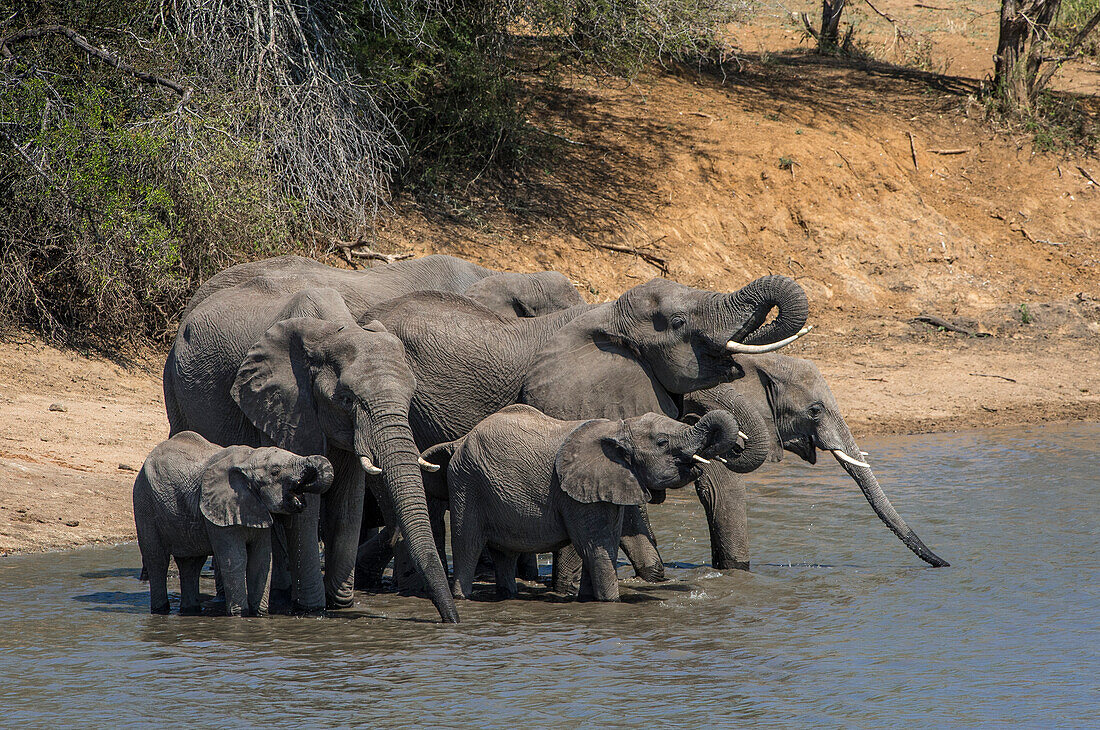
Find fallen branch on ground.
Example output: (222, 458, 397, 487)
(1077, 166, 1098, 186)
(910, 314, 990, 337)
(907, 132, 919, 171)
(331, 239, 413, 266)
(969, 372, 1017, 383)
(928, 148, 971, 155)
(590, 240, 669, 274)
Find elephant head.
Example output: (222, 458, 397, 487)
(229, 316, 460, 621)
(728, 353, 949, 567)
(556, 410, 742, 505)
(614, 276, 811, 394)
(681, 386, 772, 475)
(200, 447, 333, 528)
(463, 271, 586, 318)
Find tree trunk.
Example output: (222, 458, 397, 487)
(994, 0, 1063, 112)
(819, 0, 848, 50)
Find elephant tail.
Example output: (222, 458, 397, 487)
(420, 441, 458, 499)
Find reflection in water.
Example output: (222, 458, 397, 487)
(0, 424, 1097, 726)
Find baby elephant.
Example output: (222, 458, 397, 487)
(133, 431, 333, 616)
(422, 405, 741, 601)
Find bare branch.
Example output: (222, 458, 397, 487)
(0, 25, 188, 95)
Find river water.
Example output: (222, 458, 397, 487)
(1, 424, 1096, 727)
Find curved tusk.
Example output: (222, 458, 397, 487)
(714, 456, 728, 465)
(738, 430, 749, 441)
(358, 455, 384, 476)
(831, 449, 870, 469)
(418, 456, 441, 472)
(860, 451, 869, 457)
(692, 454, 711, 465)
(726, 325, 813, 354)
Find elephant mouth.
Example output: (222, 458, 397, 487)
(784, 435, 817, 464)
(647, 488, 667, 505)
(287, 494, 306, 513)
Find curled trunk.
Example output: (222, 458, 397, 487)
(683, 386, 770, 474)
(725, 275, 810, 347)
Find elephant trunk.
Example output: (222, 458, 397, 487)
(827, 419, 949, 568)
(723, 275, 810, 347)
(691, 410, 741, 459)
(293, 455, 334, 494)
(360, 410, 460, 623)
(683, 387, 770, 474)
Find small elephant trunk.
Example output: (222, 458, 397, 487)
(293, 456, 334, 494)
(691, 410, 741, 458)
(683, 387, 770, 474)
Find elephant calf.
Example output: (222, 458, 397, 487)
(133, 431, 333, 616)
(421, 405, 741, 601)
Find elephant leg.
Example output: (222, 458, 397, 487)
(279, 497, 326, 614)
(321, 449, 366, 610)
(695, 468, 750, 571)
(210, 531, 249, 616)
(141, 542, 171, 615)
(355, 525, 396, 592)
(489, 547, 518, 600)
(568, 506, 622, 602)
(268, 522, 293, 613)
(246, 530, 273, 617)
(449, 511, 484, 601)
(429, 496, 449, 575)
(619, 504, 667, 582)
(517, 552, 540, 582)
(392, 535, 428, 596)
(176, 555, 206, 616)
(551, 546, 582, 595)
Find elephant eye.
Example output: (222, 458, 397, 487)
(808, 403, 824, 418)
(270, 466, 281, 477)
(656, 437, 670, 449)
(669, 314, 686, 329)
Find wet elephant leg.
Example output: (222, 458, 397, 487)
(517, 552, 540, 581)
(280, 495, 326, 614)
(695, 467, 750, 571)
(551, 545, 582, 595)
(619, 504, 666, 582)
(355, 525, 395, 591)
(321, 449, 366, 609)
(268, 522, 293, 612)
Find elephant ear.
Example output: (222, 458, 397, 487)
(231, 318, 335, 456)
(754, 365, 788, 463)
(730, 357, 785, 463)
(555, 420, 648, 506)
(199, 451, 272, 528)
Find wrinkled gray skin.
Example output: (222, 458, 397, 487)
(164, 283, 460, 622)
(681, 354, 949, 569)
(463, 271, 585, 318)
(182, 253, 582, 322)
(423, 405, 741, 601)
(356, 275, 808, 586)
(133, 431, 333, 616)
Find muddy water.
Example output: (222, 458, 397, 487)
(1, 424, 1097, 726)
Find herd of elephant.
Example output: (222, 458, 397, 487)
(133, 253, 948, 622)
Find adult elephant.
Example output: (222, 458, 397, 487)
(357, 275, 810, 582)
(181, 254, 583, 322)
(164, 282, 459, 622)
(681, 354, 949, 569)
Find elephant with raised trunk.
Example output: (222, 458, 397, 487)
(683, 353, 949, 570)
(354, 274, 810, 587)
(164, 283, 459, 622)
(423, 405, 743, 601)
(134, 431, 333, 616)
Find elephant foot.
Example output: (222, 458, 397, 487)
(149, 603, 171, 615)
(634, 563, 668, 583)
(326, 595, 355, 610)
(201, 595, 226, 613)
(713, 559, 750, 572)
(268, 588, 293, 615)
(179, 605, 204, 617)
(291, 601, 327, 618)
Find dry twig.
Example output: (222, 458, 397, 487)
(332, 238, 413, 266)
(969, 372, 1017, 383)
(906, 131, 919, 171)
(590, 240, 669, 274)
(927, 148, 971, 155)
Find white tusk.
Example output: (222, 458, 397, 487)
(860, 451, 869, 457)
(831, 449, 870, 469)
(692, 454, 711, 465)
(715, 456, 728, 465)
(726, 325, 813, 354)
(358, 455, 383, 476)
(418, 456, 441, 472)
(738, 430, 749, 441)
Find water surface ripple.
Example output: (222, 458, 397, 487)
(1, 424, 1096, 727)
